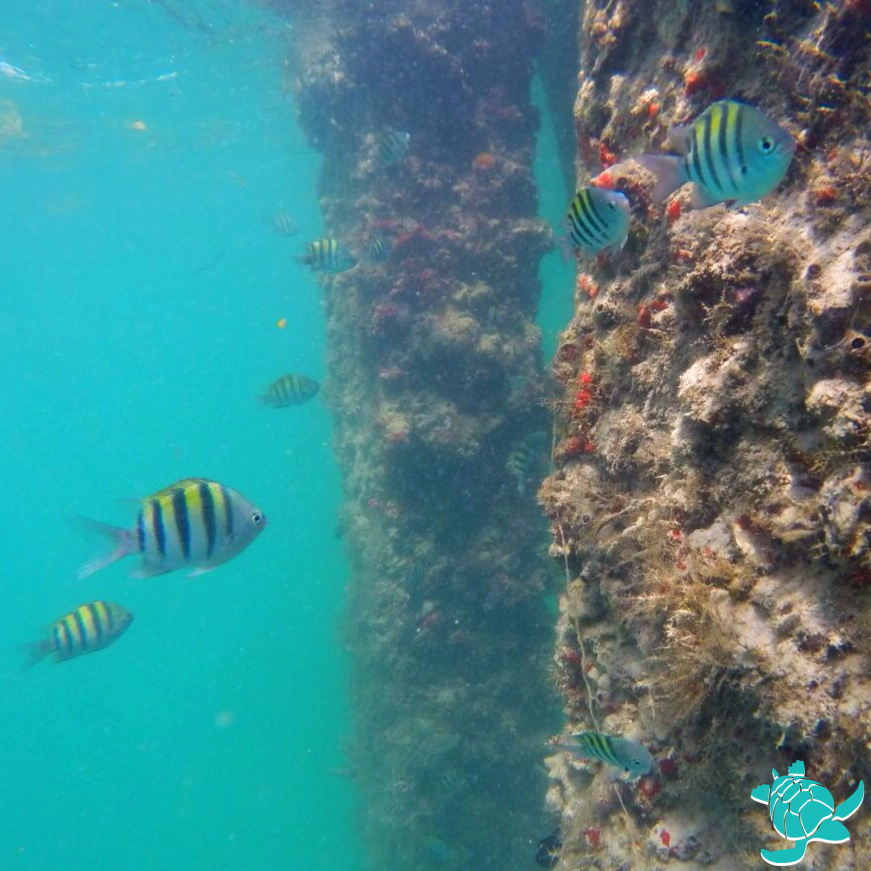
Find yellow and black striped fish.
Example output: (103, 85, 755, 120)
(551, 731, 655, 780)
(77, 478, 267, 580)
(507, 431, 548, 495)
(296, 238, 356, 273)
(636, 100, 795, 209)
(271, 210, 299, 236)
(23, 601, 133, 667)
(561, 186, 631, 259)
(377, 128, 410, 165)
(368, 234, 391, 264)
(259, 373, 320, 409)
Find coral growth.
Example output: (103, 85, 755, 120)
(294, 1, 557, 868)
(540, 1, 871, 869)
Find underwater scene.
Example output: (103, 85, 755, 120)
(2, 0, 870, 869)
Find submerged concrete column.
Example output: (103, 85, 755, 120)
(540, 1, 871, 868)
(293, 2, 557, 868)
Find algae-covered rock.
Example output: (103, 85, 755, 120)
(539, 2, 871, 869)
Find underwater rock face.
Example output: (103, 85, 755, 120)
(293, 1, 557, 869)
(540, 1, 871, 869)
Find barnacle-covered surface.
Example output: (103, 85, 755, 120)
(540, 1, 871, 869)
(291, 1, 559, 868)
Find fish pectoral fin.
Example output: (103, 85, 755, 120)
(690, 184, 721, 210)
(186, 565, 218, 579)
(634, 154, 686, 203)
(129, 565, 169, 580)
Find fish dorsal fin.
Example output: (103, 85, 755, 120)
(668, 124, 693, 156)
(788, 761, 806, 777)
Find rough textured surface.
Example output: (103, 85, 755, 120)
(540, 1, 871, 868)
(292, 2, 558, 868)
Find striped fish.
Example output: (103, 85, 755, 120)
(552, 730, 655, 780)
(22, 601, 133, 667)
(561, 186, 631, 259)
(271, 210, 299, 236)
(368, 234, 391, 264)
(635, 100, 795, 209)
(377, 128, 410, 165)
(507, 431, 548, 495)
(77, 479, 266, 580)
(296, 238, 356, 273)
(259, 373, 320, 408)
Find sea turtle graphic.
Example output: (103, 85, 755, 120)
(750, 760, 864, 866)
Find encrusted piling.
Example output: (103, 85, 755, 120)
(292, 2, 557, 867)
(540, 1, 871, 869)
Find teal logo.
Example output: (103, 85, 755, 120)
(750, 761, 864, 866)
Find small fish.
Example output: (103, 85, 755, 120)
(377, 128, 410, 165)
(22, 601, 133, 667)
(77, 479, 266, 580)
(403, 561, 426, 587)
(296, 238, 356, 272)
(439, 768, 466, 791)
(259, 373, 320, 408)
(507, 431, 548, 494)
(551, 731, 655, 780)
(635, 100, 795, 209)
(271, 211, 299, 236)
(368, 234, 392, 263)
(560, 186, 631, 259)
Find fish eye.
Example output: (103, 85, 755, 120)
(607, 201, 616, 210)
(581, 514, 591, 524)
(252, 512, 263, 524)
(760, 136, 774, 153)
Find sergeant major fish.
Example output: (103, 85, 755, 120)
(560, 186, 631, 259)
(259, 373, 320, 408)
(22, 601, 133, 667)
(550, 730, 655, 780)
(78, 478, 266, 579)
(367, 234, 392, 264)
(377, 128, 410, 165)
(635, 99, 795, 209)
(507, 431, 548, 495)
(271, 210, 299, 236)
(296, 238, 356, 273)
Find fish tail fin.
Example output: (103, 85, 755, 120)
(74, 517, 136, 579)
(557, 233, 575, 263)
(635, 154, 686, 203)
(293, 254, 309, 267)
(20, 639, 52, 670)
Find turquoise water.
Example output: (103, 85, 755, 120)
(0, 3, 360, 868)
(532, 73, 575, 361)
